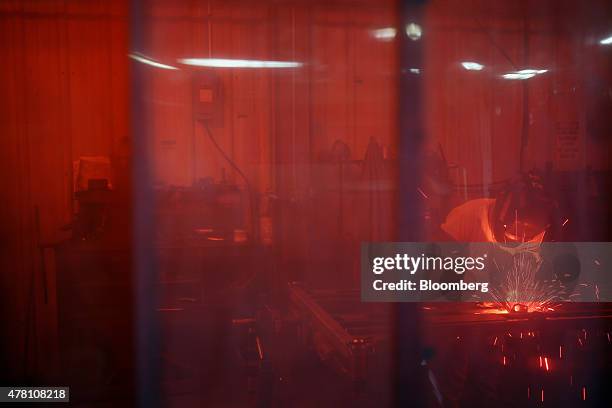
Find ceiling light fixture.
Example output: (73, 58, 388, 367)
(129, 53, 178, 70)
(461, 61, 484, 71)
(502, 68, 547, 80)
(405, 23, 422, 41)
(599, 35, 612, 45)
(371, 27, 397, 41)
(178, 58, 302, 68)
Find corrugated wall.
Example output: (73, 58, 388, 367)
(0, 0, 128, 380)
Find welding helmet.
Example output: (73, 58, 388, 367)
(491, 172, 558, 243)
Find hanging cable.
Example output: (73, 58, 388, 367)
(202, 121, 258, 242)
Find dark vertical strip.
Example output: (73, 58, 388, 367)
(395, 0, 426, 406)
(130, 1, 159, 407)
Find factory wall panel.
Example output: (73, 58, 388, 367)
(424, 0, 612, 195)
(0, 0, 128, 380)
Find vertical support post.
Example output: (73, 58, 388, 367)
(395, 0, 426, 405)
(130, 1, 160, 406)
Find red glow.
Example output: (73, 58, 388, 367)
(194, 228, 214, 233)
(3, 0, 611, 406)
(474, 308, 509, 315)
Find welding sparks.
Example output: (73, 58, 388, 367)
(490, 252, 565, 313)
(256, 336, 264, 360)
(474, 308, 509, 315)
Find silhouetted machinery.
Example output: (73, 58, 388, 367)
(235, 285, 612, 407)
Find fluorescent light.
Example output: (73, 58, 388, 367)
(405, 23, 422, 41)
(599, 35, 612, 45)
(129, 53, 178, 70)
(503, 73, 535, 80)
(502, 68, 547, 80)
(461, 61, 484, 71)
(409, 68, 421, 74)
(517, 69, 547, 74)
(371, 27, 396, 41)
(178, 58, 302, 68)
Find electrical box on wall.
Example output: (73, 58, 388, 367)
(192, 69, 224, 127)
